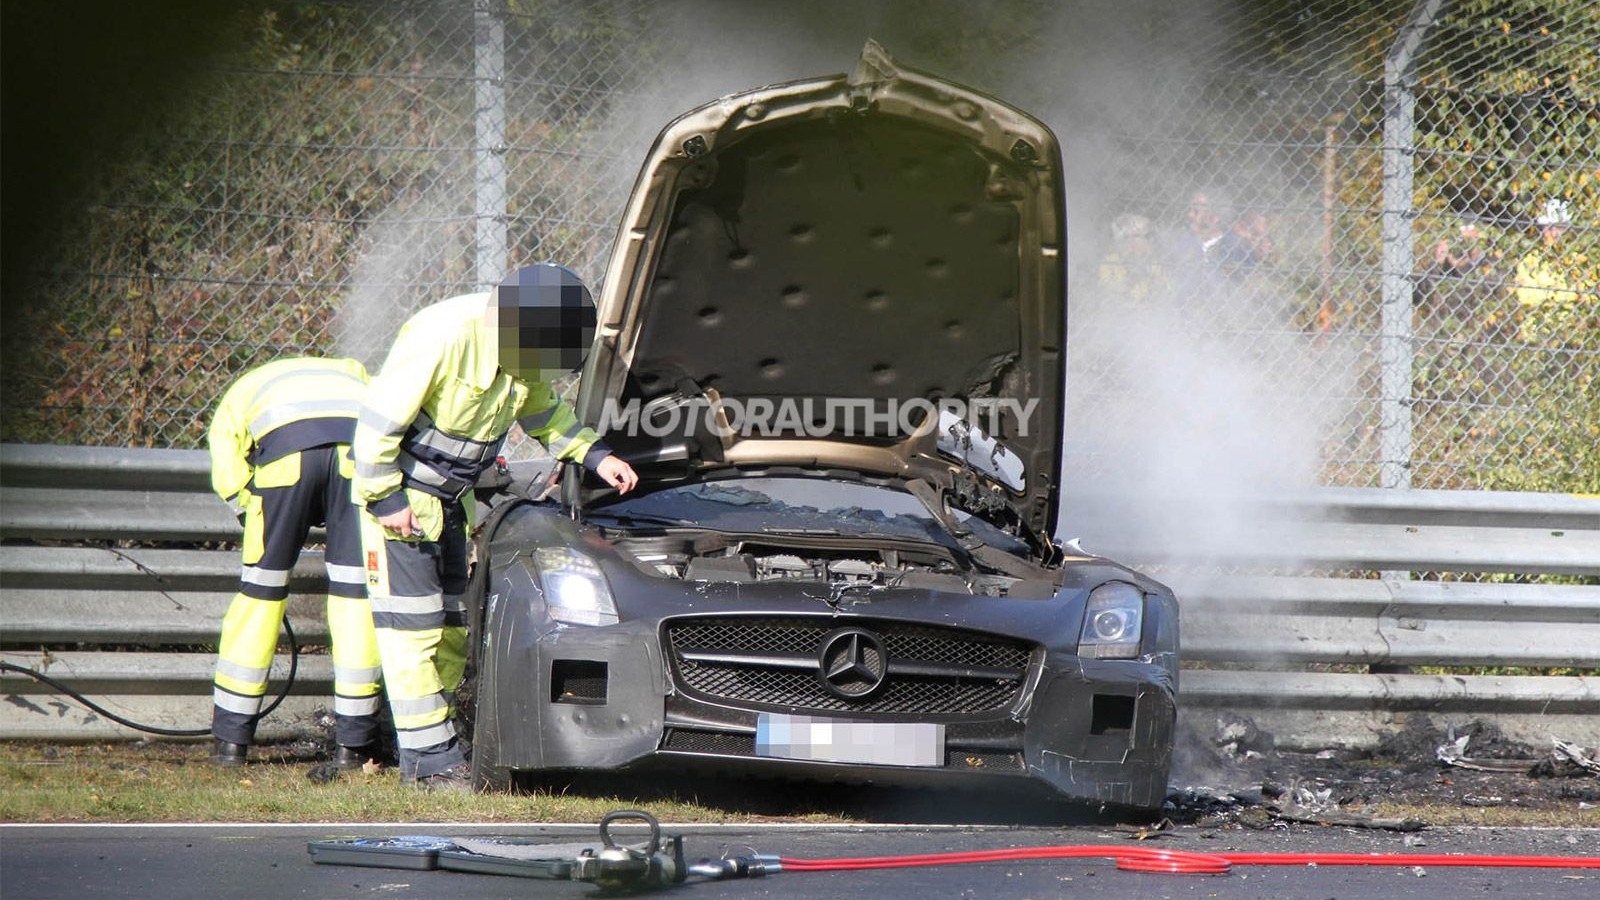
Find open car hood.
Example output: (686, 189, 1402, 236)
(577, 41, 1066, 548)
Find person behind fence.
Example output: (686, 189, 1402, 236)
(1226, 208, 1274, 273)
(352, 262, 640, 791)
(1166, 185, 1258, 292)
(1416, 216, 1496, 328)
(1434, 217, 1488, 277)
(1168, 186, 1231, 269)
(208, 356, 383, 769)
(1096, 212, 1165, 301)
(1514, 198, 1584, 343)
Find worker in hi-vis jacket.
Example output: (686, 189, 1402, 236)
(352, 263, 638, 790)
(208, 356, 383, 769)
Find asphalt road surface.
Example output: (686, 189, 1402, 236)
(4, 822, 1597, 899)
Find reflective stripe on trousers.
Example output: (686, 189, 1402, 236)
(361, 498, 470, 779)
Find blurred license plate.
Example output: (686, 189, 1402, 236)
(755, 714, 944, 767)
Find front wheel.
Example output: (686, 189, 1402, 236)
(467, 662, 510, 793)
(461, 505, 517, 793)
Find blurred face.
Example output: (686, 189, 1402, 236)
(1187, 193, 1222, 238)
(494, 270, 596, 385)
(1234, 210, 1268, 242)
(1121, 228, 1154, 260)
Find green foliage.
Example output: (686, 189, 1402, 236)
(1408, 0, 1599, 494)
(1265, 0, 1600, 492)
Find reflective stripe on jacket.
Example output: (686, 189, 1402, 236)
(352, 292, 605, 514)
(207, 357, 370, 506)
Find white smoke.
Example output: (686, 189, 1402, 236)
(333, 195, 466, 369)
(587, 1, 1357, 563)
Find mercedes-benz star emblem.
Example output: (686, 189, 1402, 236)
(817, 627, 888, 699)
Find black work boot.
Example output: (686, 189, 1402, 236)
(414, 763, 473, 793)
(210, 740, 248, 767)
(332, 745, 378, 770)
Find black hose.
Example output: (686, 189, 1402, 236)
(0, 616, 300, 738)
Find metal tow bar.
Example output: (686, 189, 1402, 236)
(308, 808, 779, 893)
(571, 809, 686, 891)
(574, 809, 782, 891)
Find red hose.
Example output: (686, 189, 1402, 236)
(1221, 851, 1600, 869)
(781, 845, 1231, 874)
(779, 845, 1600, 876)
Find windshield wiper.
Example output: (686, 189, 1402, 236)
(583, 510, 696, 528)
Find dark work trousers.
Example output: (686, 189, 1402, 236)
(212, 445, 383, 748)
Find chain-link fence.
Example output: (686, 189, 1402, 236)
(2, 0, 1594, 495)
(3, 0, 671, 449)
(1056, 0, 1597, 499)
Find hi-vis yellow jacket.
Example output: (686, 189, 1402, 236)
(1514, 248, 1585, 341)
(352, 292, 607, 519)
(208, 357, 370, 515)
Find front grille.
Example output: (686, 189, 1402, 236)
(665, 617, 1033, 715)
(945, 750, 1025, 771)
(662, 728, 757, 755)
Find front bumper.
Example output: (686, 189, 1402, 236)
(484, 615, 1175, 809)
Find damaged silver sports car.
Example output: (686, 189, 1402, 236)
(467, 41, 1179, 810)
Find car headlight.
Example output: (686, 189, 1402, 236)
(1077, 581, 1145, 659)
(533, 548, 618, 626)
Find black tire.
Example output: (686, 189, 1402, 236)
(462, 500, 526, 794)
(467, 645, 511, 793)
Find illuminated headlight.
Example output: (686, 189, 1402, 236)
(533, 548, 618, 626)
(1077, 581, 1145, 659)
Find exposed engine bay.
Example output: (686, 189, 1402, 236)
(606, 531, 1050, 597)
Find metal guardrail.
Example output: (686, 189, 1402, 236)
(1177, 575, 1598, 668)
(1067, 486, 1600, 749)
(0, 445, 331, 740)
(2, 444, 1597, 749)
(1063, 488, 1600, 575)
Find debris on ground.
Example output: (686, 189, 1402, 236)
(1113, 818, 1175, 840)
(1213, 713, 1276, 762)
(1272, 803, 1425, 831)
(1437, 732, 1600, 778)
(1163, 784, 1425, 832)
(1435, 732, 1540, 773)
(1168, 712, 1600, 831)
(1547, 739, 1600, 776)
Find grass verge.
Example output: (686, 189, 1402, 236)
(0, 741, 836, 825)
(1368, 803, 1600, 829)
(6, 741, 1596, 828)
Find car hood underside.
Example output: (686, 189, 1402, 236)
(578, 41, 1066, 542)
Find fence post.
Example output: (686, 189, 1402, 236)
(474, 0, 508, 291)
(1378, 0, 1443, 492)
